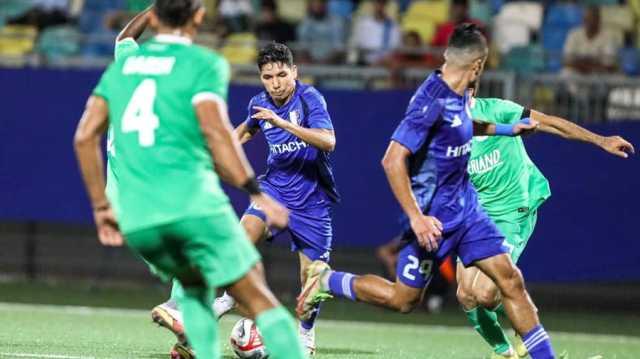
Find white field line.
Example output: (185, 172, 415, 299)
(1, 302, 639, 346)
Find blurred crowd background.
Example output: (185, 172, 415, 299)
(1, 0, 639, 82)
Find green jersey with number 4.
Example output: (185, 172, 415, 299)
(95, 35, 231, 234)
(469, 98, 551, 218)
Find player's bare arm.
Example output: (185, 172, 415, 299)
(532, 110, 635, 158)
(251, 106, 336, 152)
(382, 141, 442, 251)
(234, 121, 260, 145)
(117, 5, 152, 42)
(473, 119, 539, 136)
(73, 96, 123, 247)
(195, 100, 289, 229)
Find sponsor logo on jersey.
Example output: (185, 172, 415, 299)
(446, 140, 472, 158)
(123, 56, 176, 75)
(468, 149, 503, 175)
(269, 141, 309, 155)
(450, 115, 463, 128)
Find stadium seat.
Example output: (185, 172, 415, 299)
(542, 3, 584, 72)
(470, 0, 493, 25)
(220, 32, 257, 65)
(403, 0, 449, 26)
(277, 0, 306, 22)
(329, 0, 355, 19)
(401, 18, 436, 46)
(601, 5, 634, 33)
(37, 25, 81, 65)
(0, 25, 37, 57)
(500, 45, 545, 74)
(620, 47, 640, 76)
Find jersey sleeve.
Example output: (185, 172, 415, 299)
(191, 54, 231, 106)
(245, 97, 260, 129)
(92, 65, 115, 101)
(114, 38, 139, 61)
(474, 98, 527, 125)
(303, 87, 333, 130)
(391, 93, 443, 154)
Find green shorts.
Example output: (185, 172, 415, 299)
(124, 207, 260, 289)
(492, 209, 538, 263)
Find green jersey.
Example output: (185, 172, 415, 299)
(468, 98, 551, 218)
(95, 34, 231, 233)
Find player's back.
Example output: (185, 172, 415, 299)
(94, 35, 231, 234)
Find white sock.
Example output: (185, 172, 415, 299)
(213, 291, 235, 318)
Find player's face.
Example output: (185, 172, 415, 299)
(260, 62, 298, 104)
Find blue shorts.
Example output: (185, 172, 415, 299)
(397, 207, 509, 289)
(244, 198, 333, 263)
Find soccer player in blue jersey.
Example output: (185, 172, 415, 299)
(153, 42, 338, 356)
(298, 24, 557, 359)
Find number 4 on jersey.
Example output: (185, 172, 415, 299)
(122, 79, 159, 147)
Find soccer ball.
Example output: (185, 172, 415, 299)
(229, 318, 269, 359)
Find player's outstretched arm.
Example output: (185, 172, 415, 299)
(382, 142, 443, 252)
(532, 110, 635, 158)
(74, 96, 123, 247)
(117, 5, 152, 42)
(195, 100, 289, 228)
(234, 121, 260, 145)
(251, 106, 336, 152)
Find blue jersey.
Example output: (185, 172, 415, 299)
(391, 71, 478, 232)
(246, 81, 339, 209)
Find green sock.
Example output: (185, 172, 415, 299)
(255, 306, 306, 359)
(465, 307, 511, 355)
(178, 287, 219, 359)
(170, 279, 184, 302)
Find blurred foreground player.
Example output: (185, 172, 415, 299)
(298, 24, 559, 359)
(73, 1, 308, 359)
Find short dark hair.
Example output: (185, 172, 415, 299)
(154, 0, 202, 28)
(257, 42, 294, 70)
(447, 23, 486, 50)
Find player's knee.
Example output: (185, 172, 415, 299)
(456, 285, 478, 310)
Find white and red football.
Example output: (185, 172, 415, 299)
(229, 318, 269, 359)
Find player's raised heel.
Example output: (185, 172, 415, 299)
(151, 304, 187, 345)
(296, 261, 333, 320)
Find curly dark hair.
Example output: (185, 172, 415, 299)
(257, 42, 294, 71)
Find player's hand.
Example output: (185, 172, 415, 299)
(600, 135, 635, 158)
(410, 215, 443, 252)
(251, 193, 289, 229)
(512, 118, 539, 136)
(252, 106, 287, 128)
(93, 205, 123, 247)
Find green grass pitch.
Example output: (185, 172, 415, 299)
(0, 302, 638, 359)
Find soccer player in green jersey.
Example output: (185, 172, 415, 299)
(73, 1, 308, 359)
(456, 83, 634, 358)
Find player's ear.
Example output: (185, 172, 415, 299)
(193, 7, 206, 27)
(292, 65, 298, 80)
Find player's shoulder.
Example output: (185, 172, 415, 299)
(298, 82, 328, 109)
(410, 74, 449, 111)
(249, 91, 270, 107)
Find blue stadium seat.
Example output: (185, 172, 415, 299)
(501, 45, 545, 74)
(542, 3, 584, 72)
(329, 0, 354, 19)
(620, 47, 640, 76)
(37, 25, 81, 64)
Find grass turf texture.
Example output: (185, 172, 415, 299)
(1, 282, 640, 359)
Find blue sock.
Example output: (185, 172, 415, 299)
(523, 325, 555, 359)
(300, 303, 321, 330)
(327, 271, 357, 301)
